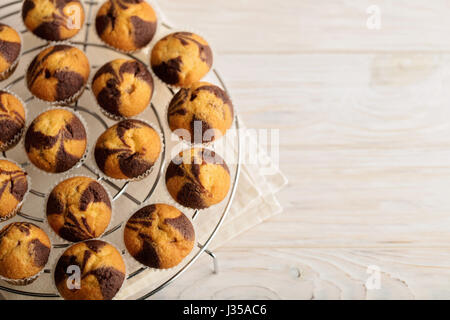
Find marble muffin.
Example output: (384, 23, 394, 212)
(0, 222, 51, 282)
(0, 90, 26, 151)
(54, 240, 125, 300)
(25, 109, 87, 173)
(168, 82, 234, 143)
(94, 119, 161, 180)
(166, 148, 230, 209)
(0, 23, 21, 80)
(47, 176, 112, 242)
(95, 0, 157, 52)
(26, 44, 90, 103)
(92, 58, 154, 118)
(124, 204, 194, 269)
(151, 32, 213, 87)
(0, 160, 28, 221)
(22, 0, 85, 41)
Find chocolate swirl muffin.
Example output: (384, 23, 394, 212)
(54, 240, 125, 300)
(0, 23, 21, 80)
(166, 148, 230, 209)
(151, 32, 213, 87)
(94, 119, 161, 180)
(22, 0, 85, 41)
(92, 59, 154, 118)
(47, 176, 112, 242)
(26, 45, 90, 103)
(0, 91, 26, 151)
(0, 222, 51, 283)
(25, 109, 87, 173)
(0, 160, 28, 221)
(95, 0, 157, 52)
(168, 82, 234, 143)
(124, 204, 194, 269)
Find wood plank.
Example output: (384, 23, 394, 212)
(159, 0, 450, 53)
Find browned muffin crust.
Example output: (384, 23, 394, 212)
(124, 204, 194, 269)
(25, 109, 87, 173)
(22, 0, 85, 41)
(0, 222, 51, 280)
(165, 148, 231, 209)
(92, 59, 153, 118)
(26, 45, 90, 103)
(54, 240, 125, 300)
(47, 176, 112, 242)
(0, 91, 25, 150)
(0, 160, 28, 220)
(94, 119, 161, 179)
(168, 82, 234, 143)
(0, 23, 21, 77)
(95, 0, 157, 52)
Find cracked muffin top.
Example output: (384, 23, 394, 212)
(0, 160, 28, 220)
(26, 44, 90, 103)
(0, 222, 51, 280)
(124, 203, 195, 269)
(94, 119, 161, 180)
(46, 176, 112, 242)
(0, 23, 21, 76)
(95, 0, 157, 52)
(151, 32, 212, 87)
(25, 108, 87, 173)
(54, 240, 125, 300)
(22, 0, 85, 41)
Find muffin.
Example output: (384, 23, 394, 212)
(25, 109, 87, 173)
(54, 240, 125, 300)
(47, 176, 112, 242)
(168, 82, 234, 143)
(151, 32, 213, 87)
(166, 148, 230, 209)
(94, 119, 161, 180)
(0, 222, 51, 284)
(22, 0, 85, 41)
(92, 59, 154, 118)
(0, 23, 21, 80)
(124, 204, 194, 269)
(0, 160, 28, 221)
(0, 90, 26, 151)
(95, 0, 157, 52)
(26, 44, 90, 103)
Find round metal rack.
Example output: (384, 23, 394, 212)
(0, 0, 241, 300)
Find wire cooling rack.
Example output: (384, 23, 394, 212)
(0, 0, 241, 299)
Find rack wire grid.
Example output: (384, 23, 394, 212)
(0, 0, 241, 299)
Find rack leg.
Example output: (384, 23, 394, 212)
(204, 249, 219, 274)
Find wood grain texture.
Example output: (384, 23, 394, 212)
(155, 0, 450, 299)
(153, 0, 450, 299)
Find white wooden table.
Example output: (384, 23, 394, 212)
(150, 0, 450, 300)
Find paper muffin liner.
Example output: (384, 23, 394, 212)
(150, 26, 216, 90)
(0, 89, 28, 152)
(120, 201, 197, 276)
(0, 221, 52, 286)
(94, 0, 163, 55)
(90, 62, 155, 121)
(24, 41, 89, 106)
(163, 90, 234, 148)
(42, 174, 115, 245)
(20, 1, 87, 45)
(0, 157, 32, 222)
(90, 118, 164, 183)
(50, 239, 128, 300)
(0, 25, 23, 82)
(22, 106, 90, 176)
